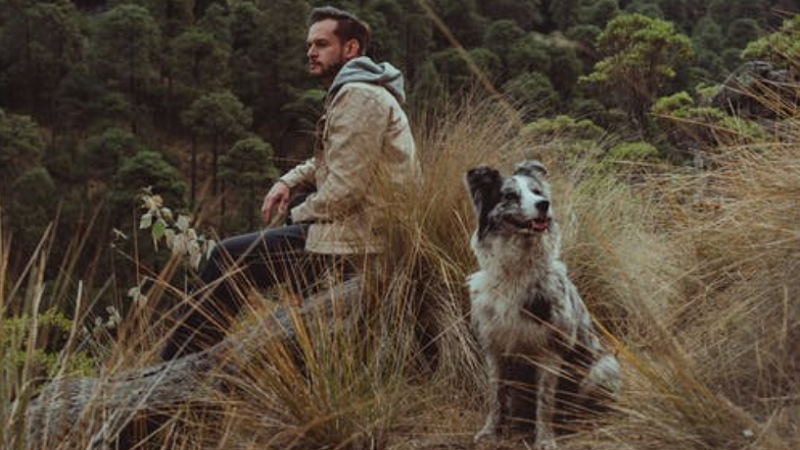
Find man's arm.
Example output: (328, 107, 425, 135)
(280, 158, 317, 189)
(290, 86, 386, 223)
(261, 158, 317, 223)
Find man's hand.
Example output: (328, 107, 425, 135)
(261, 181, 290, 224)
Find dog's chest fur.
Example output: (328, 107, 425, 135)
(469, 233, 577, 356)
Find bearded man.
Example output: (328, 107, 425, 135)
(161, 6, 419, 360)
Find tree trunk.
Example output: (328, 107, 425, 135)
(24, 277, 365, 449)
(190, 135, 197, 209)
(212, 134, 219, 197)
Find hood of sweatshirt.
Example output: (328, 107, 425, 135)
(328, 56, 406, 103)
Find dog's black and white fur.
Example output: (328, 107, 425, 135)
(466, 161, 620, 449)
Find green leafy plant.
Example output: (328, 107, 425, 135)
(138, 189, 216, 271)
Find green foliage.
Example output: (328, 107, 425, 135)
(589, 140, 665, 183)
(429, 0, 485, 47)
(138, 190, 215, 270)
(624, 0, 664, 19)
(565, 23, 602, 59)
(506, 32, 552, 76)
(690, 17, 727, 80)
(142, 0, 195, 39)
(652, 91, 766, 157)
(280, 88, 326, 131)
(477, 0, 543, 29)
(709, 0, 770, 28)
(656, 0, 689, 23)
(168, 26, 231, 95)
(359, 0, 404, 62)
(726, 18, 762, 50)
(692, 16, 724, 53)
(483, 19, 525, 56)
(521, 113, 606, 167)
(606, 140, 661, 162)
(9, 167, 57, 242)
(0, 0, 84, 115)
(581, 13, 693, 128)
(548, 0, 580, 31)
(408, 60, 446, 110)
(522, 114, 604, 142)
(220, 137, 280, 229)
(54, 63, 110, 132)
(466, 47, 502, 81)
(80, 127, 145, 180)
(502, 72, 559, 119)
(197, 3, 232, 45)
(546, 45, 583, 98)
(742, 16, 799, 71)
(583, 0, 620, 27)
(651, 91, 694, 114)
(0, 109, 45, 191)
(0, 0, 789, 275)
(90, 4, 161, 95)
(220, 136, 279, 187)
(1, 308, 95, 383)
(181, 90, 252, 140)
(109, 150, 187, 219)
(228, 1, 267, 106)
(432, 47, 502, 91)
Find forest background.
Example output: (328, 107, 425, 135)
(0, 1, 799, 448)
(0, 0, 795, 274)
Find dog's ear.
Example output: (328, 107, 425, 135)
(513, 160, 548, 179)
(465, 165, 502, 240)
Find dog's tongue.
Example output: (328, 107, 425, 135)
(530, 219, 549, 231)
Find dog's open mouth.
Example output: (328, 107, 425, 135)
(530, 218, 550, 232)
(505, 215, 550, 232)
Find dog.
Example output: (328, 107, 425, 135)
(465, 160, 621, 449)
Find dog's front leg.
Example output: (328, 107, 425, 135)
(533, 360, 559, 450)
(475, 352, 507, 442)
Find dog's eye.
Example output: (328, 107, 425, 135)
(531, 188, 543, 196)
(503, 191, 519, 201)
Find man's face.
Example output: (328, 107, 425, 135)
(306, 19, 356, 86)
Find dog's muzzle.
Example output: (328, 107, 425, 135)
(504, 215, 551, 233)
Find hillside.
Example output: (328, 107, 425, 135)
(1, 1, 798, 449)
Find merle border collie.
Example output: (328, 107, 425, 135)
(465, 160, 621, 449)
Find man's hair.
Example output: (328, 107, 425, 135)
(308, 6, 371, 56)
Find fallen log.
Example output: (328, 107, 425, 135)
(23, 277, 365, 449)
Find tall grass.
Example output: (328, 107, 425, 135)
(2, 83, 799, 450)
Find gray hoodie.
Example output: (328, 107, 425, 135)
(328, 56, 406, 103)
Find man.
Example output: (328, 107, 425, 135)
(161, 6, 419, 360)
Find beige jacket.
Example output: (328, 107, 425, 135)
(279, 81, 419, 254)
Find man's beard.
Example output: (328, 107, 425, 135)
(313, 60, 344, 84)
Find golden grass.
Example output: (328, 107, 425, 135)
(2, 84, 799, 450)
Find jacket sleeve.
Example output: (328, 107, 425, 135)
(290, 85, 385, 223)
(279, 158, 316, 189)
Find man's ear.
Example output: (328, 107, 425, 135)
(344, 39, 360, 59)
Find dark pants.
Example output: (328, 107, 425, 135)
(160, 223, 348, 360)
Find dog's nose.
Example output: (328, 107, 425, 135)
(536, 200, 550, 214)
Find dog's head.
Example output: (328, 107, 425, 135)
(465, 160, 553, 241)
